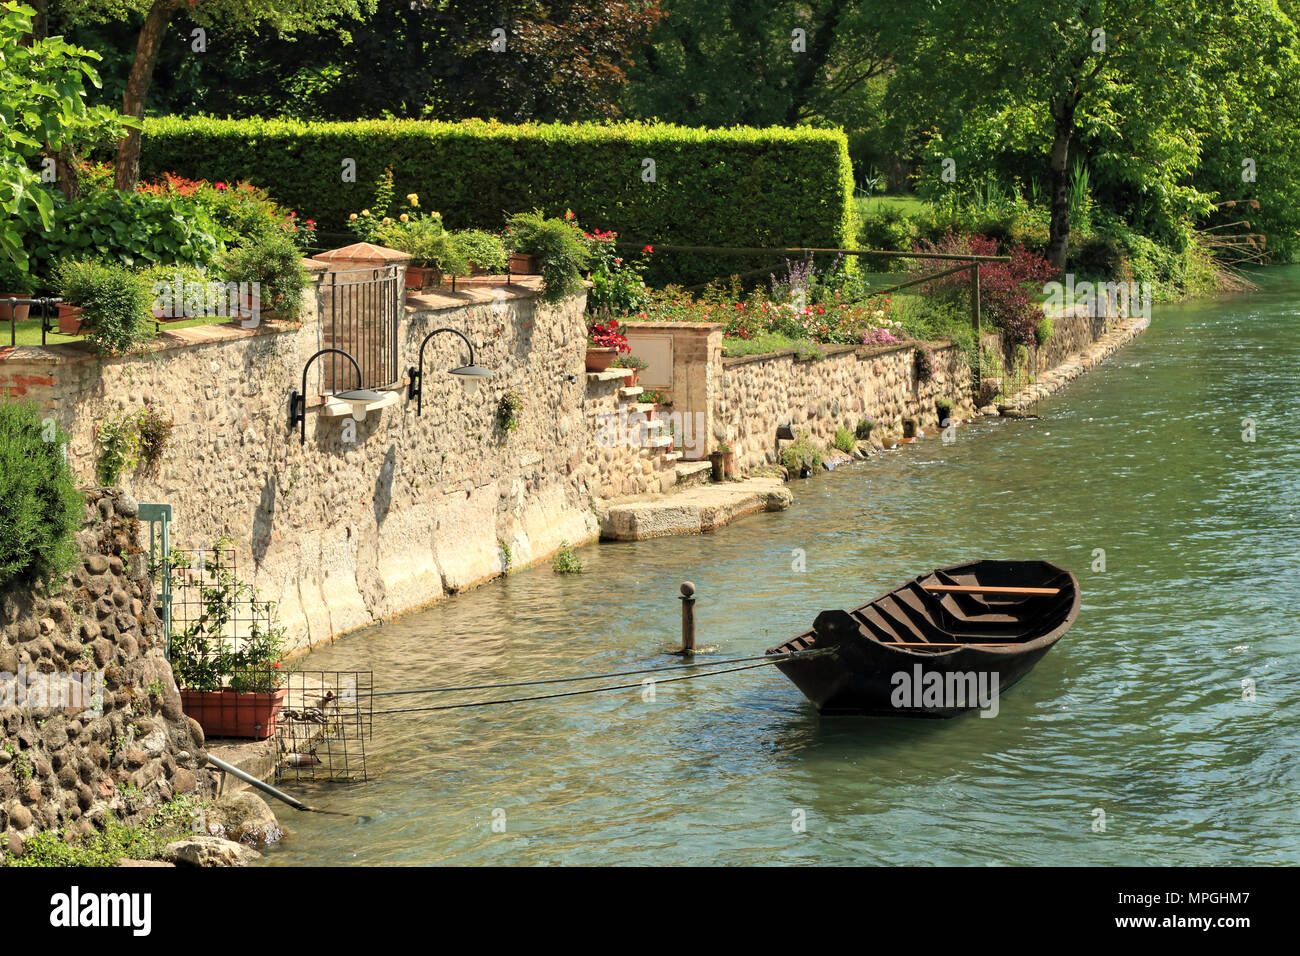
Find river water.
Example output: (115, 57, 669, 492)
(262, 268, 1299, 866)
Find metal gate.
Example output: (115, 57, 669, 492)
(319, 265, 401, 393)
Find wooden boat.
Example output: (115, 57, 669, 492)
(766, 560, 1080, 717)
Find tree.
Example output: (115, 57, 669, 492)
(624, 0, 892, 127)
(887, 0, 1298, 269)
(0, 1, 129, 268)
(50, 0, 372, 190)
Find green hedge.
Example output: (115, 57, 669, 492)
(139, 118, 858, 286)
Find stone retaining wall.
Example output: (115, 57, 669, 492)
(0, 489, 215, 857)
(0, 273, 658, 653)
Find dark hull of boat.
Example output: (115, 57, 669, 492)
(766, 560, 1080, 717)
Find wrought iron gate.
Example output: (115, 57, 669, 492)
(319, 265, 401, 393)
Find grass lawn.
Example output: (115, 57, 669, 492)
(3, 314, 233, 347)
(855, 193, 929, 220)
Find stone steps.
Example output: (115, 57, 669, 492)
(674, 460, 713, 489)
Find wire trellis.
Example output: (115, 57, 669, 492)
(275, 670, 373, 782)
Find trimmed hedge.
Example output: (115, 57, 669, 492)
(138, 118, 858, 286)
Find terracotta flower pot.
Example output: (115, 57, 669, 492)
(585, 347, 618, 372)
(180, 687, 287, 740)
(0, 293, 31, 322)
(722, 451, 736, 478)
(509, 253, 539, 275)
(57, 304, 86, 336)
(405, 265, 442, 290)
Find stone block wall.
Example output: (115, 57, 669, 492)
(621, 322, 723, 460)
(0, 489, 215, 857)
(0, 273, 659, 654)
(716, 342, 974, 472)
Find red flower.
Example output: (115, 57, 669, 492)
(642, 245, 654, 254)
(214, 182, 227, 191)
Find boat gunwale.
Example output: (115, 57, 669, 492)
(767, 561, 1082, 659)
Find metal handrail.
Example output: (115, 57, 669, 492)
(3, 296, 63, 348)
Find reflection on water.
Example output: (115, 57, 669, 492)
(263, 269, 1300, 865)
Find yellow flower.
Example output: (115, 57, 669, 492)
(407, 193, 419, 207)
(382, 217, 392, 224)
(361, 209, 370, 216)
(349, 213, 358, 221)
(400, 213, 409, 222)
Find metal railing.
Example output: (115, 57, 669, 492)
(3, 297, 63, 348)
(318, 265, 401, 393)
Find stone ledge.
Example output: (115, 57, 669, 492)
(0, 315, 302, 365)
(596, 476, 792, 540)
(586, 367, 635, 383)
(405, 275, 544, 312)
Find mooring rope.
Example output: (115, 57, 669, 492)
(366, 650, 830, 717)
(359, 649, 827, 700)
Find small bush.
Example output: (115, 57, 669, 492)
(453, 229, 509, 274)
(854, 417, 874, 439)
(496, 391, 522, 433)
(221, 233, 307, 319)
(0, 400, 81, 591)
(551, 541, 582, 572)
(1035, 315, 1054, 346)
(780, 431, 823, 476)
(54, 258, 155, 355)
(551, 541, 583, 574)
(833, 426, 856, 453)
(506, 210, 590, 303)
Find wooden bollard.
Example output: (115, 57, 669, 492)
(679, 581, 696, 656)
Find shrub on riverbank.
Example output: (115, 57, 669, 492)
(2, 796, 200, 867)
(0, 400, 81, 592)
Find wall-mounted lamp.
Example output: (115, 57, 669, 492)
(408, 327, 494, 415)
(289, 347, 365, 445)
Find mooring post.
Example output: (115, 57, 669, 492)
(679, 582, 696, 656)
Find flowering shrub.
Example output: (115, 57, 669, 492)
(914, 346, 936, 382)
(912, 232, 1057, 346)
(134, 167, 313, 249)
(587, 317, 630, 353)
(585, 228, 649, 318)
(642, 284, 899, 349)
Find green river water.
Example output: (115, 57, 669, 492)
(262, 267, 1299, 866)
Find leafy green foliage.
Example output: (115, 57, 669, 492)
(496, 391, 523, 434)
(551, 541, 584, 574)
(0, 399, 81, 592)
(506, 210, 592, 303)
(779, 430, 823, 476)
(220, 233, 308, 318)
(0, 2, 134, 269)
(452, 229, 509, 274)
(53, 258, 154, 354)
(167, 548, 287, 693)
(31, 187, 226, 272)
(2, 796, 200, 867)
(139, 117, 858, 286)
(832, 426, 856, 453)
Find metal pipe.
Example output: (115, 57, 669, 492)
(207, 752, 314, 812)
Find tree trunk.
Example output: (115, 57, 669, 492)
(113, 0, 178, 192)
(1045, 100, 1075, 272)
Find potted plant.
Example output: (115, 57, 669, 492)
(587, 317, 630, 371)
(616, 355, 648, 385)
(452, 229, 509, 275)
(708, 448, 725, 482)
(169, 549, 289, 740)
(0, 259, 36, 322)
(221, 233, 308, 323)
(505, 210, 591, 302)
(855, 417, 874, 440)
(53, 259, 153, 350)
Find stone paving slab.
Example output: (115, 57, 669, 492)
(597, 476, 793, 540)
